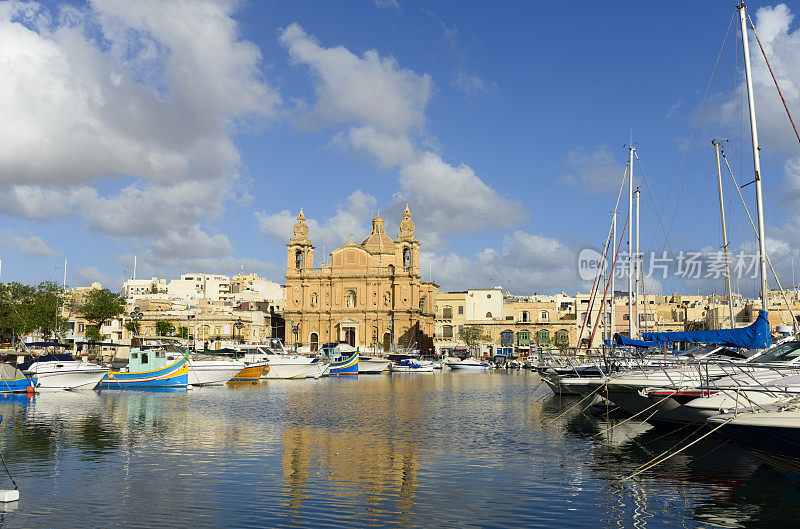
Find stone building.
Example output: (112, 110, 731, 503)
(283, 206, 438, 352)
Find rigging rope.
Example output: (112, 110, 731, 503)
(746, 13, 800, 145)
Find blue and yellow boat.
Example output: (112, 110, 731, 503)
(98, 348, 188, 389)
(324, 343, 358, 376)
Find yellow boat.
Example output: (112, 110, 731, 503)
(229, 362, 268, 382)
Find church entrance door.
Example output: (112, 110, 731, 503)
(345, 328, 356, 347)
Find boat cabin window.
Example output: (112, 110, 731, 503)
(156, 351, 165, 358)
(754, 341, 800, 363)
(140, 353, 149, 363)
(131, 352, 138, 359)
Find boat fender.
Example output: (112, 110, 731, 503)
(25, 386, 34, 395)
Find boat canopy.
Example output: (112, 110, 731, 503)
(642, 310, 770, 349)
(18, 353, 75, 371)
(612, 334, 667, 348)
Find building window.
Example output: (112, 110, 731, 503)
(540, 311, 549, 321)
(554, 330, 570, 347)
(458, 325, 463, 333)
(520, 311, 530, 322)
(419, 297, 426, 312)
(500, 330, 514, 346)
(78, 323, 84, 332)
(346, 291, 356, 308)
(403, 248, 411, 268)
(310, 333, 319, 352)
(458, 306, 463, 315)
(295, 250, 302, 270)
(537, 330, 550, 345)
(442, 325, 453, 338)
(443, 306, 453, 319)
(311, 293, 318, 306)
(486, 312, 492, 318)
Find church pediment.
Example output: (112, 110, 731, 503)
(337, 317, 359, 326)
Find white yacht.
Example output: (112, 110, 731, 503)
(445, 357, 491, 371)
(19, 354, 108, 390)
(235, 340, 329, 379)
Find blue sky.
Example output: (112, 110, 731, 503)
(1, 0, 799, 297)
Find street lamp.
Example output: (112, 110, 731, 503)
(372, 326, 377, 354)
(290, 319, 299, 352)
(234, 317, 244, 345)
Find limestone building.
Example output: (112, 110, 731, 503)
(283, 206, 437, 352)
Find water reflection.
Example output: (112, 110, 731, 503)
(536, 391, 800, 528)
(0, 374, 796, 527)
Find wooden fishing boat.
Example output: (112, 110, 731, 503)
(98, 348, 188, 389)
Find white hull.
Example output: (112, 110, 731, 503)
(447, 363, 491, 370)
(389, 364, 433, 373)
(358, 359, 391, 374)
(186, 361, 245, 386)
(267, 362, 326, 379)
(24, 361, 108, 390)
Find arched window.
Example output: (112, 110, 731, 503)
(537, 330, 550, 345)
(540, 311, 549, 321)
(419, 296, 426, 312)
(295, 250, 303, 270)
(403, 248, 411, 268)
(442, 306, 453, 319)
(311, 293, 318, 306)
(310, 333, 319, 352)
(384, 292, 391, 306)
(346, 291, 356, 308)
(486, 312, 493, 318)
(442, 325, 453, 338)
(520, 311, 530, 322)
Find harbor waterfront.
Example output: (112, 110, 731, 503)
(0, 371, 796, 528)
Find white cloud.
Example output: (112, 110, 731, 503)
(442, 23, 499, 99)
(422, 230, 578, 293)
(280, 23, 431, 135)
(0, 0, 280, 272)
(394, 152, 526, 236)
(277, 23, 524, 247)
(559, 145, 627, 194)
(715, 4, 800, 154)
(374, 0, 401, 14)
(1, 230, 58, 258)
(256, 190, 378, 249)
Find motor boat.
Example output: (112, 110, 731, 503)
(389, 359, 434, 373)
(235, 340, 329, 379)
(445, 357, 491, 370)
(19, 353, 108, 390)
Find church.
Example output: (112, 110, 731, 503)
(283, 205, 437, 353)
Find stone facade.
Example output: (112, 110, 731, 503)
(283, 206, 438, 353)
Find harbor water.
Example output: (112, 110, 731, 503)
(0, 371, 797, 528)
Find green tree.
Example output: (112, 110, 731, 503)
(125, 321, 141, 336)
(177, 326, 189, 339)
(154, 320, 175, 336)
(0, 281, 68, 343)
(458, 325, 491, 355)
(69, 288, 125, 334)
(85, 326, 106, 343)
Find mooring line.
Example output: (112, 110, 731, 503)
(541, 381, 608, 428)
(590, 391, 677, 439)
(617, 418, 733, 483)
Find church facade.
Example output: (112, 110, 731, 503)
(283, 206, 437, 353)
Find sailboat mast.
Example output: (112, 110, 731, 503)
(610, 210, 616, 340)
(628, 147, 636, 338)
(738, 3, 769, 312)
(634, 188, 640, 333)
(713, 140, 736, 328)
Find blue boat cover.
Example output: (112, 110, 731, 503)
(642, 310, 770, 349)
(612, 334, 667, 348)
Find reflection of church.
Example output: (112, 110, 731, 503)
(284, 206, 437, 352)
